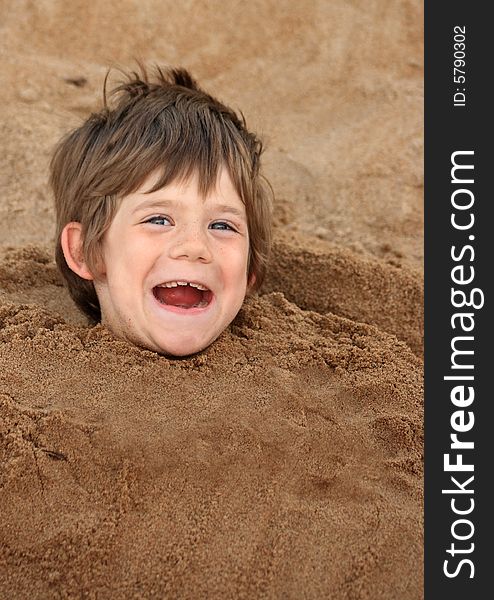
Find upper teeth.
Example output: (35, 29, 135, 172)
(158, 281, 208, 290)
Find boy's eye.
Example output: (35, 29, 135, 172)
(146, 215, 172, 226)
(209, 221, 236, 231)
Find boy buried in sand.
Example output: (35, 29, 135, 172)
(50, 66, 273, 357)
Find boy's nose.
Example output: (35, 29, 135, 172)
(167, 227, 212, 263)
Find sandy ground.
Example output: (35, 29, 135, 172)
(0, 1, 423, 598)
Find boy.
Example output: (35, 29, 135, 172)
(50, 66, 273, 357)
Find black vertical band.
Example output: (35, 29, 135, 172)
(425, 3, 491, 597)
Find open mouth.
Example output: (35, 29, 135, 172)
(152, 280, 213, 309)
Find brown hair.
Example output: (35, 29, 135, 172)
(50, 65, 273, 321)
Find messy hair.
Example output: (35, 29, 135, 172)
(50, 65, 273, 321)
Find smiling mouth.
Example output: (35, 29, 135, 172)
(152, 280, 213, 309)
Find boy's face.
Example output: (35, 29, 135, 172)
(94, 168, 251, 356)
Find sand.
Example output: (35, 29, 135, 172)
(0, 1, 423, 598)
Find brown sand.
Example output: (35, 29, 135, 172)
(0, 1, 423, 598)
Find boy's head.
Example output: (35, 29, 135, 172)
(51, 65, 273, 356)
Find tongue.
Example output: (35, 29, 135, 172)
(155, 285, 204, 308)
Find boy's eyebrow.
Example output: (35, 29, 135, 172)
(132, 198, 247, 219)
(212, 203, 247, 219)
(132, 199, 175, 214)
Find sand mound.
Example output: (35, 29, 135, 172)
(1, 0, 423, 598)
(0, 243, 423, 599)
(1, 288, 422, 599)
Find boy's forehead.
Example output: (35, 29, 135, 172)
(117, 168, 247, 219)
(127, 168, 244, 206)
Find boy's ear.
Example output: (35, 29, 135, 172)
(247, 272, 256, 292)
(60, 222, 94, 281)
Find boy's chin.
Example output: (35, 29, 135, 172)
(102, 320, 218, 357)
(145, 333, 215, 358)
